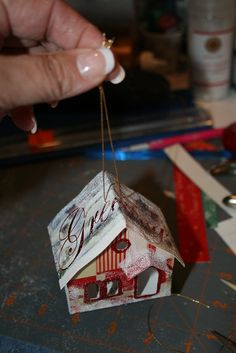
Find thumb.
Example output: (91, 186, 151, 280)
(0, 48, 115, 111)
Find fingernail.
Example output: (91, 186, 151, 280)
(98, 48, 115, 74)
(110, 66, 126, 84)
(77, 48, 115, 79)
(31, 117, 37, 134)
(50, 101, 58, 108)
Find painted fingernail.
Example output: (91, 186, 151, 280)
(31, 117, 37, 134)
(50, 101, 58, 108)
(77, 48, 115, 79)
(110, 66, 126, 84)
(98, 48, 115, 74)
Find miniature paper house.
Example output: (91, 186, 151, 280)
(48, 171, 184, 313)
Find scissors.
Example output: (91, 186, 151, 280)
(212, 330, 236, 353)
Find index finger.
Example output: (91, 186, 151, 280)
(1, 0, 103, 49)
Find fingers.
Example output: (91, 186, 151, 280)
(1, 0, 103, 49)
(0, 0, 126, 130)
(0, 47, 121, 111)
(0, 106, 37, 133)
(109, 65, 126, 84)
(10, 106, 37, 133)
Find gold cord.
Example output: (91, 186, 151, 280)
(148, 293, 211, 353)
(99, 85, 106, 201)
(99, 34, 122, 202)
(99, 85, 122, 200)
(174, 293, 210, 309)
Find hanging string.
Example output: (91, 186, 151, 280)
(99, 34, 122, 202)
(99, 85, 122, 201)
(99, 85, 106, 201)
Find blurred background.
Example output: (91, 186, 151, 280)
(66, 0, 187, 81)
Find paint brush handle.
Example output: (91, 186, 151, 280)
(149, 128, 224, 150)
(123, 128, 224, 152)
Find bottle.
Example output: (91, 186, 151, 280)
(187, 0, 236, 101)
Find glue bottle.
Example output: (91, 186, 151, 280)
(187, 0, 236, 101)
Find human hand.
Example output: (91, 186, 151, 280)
(0, 0, 125, 132)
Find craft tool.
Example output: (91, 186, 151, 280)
(164, 144, 236, 217)
(122, 128, 224, 152)
(221, 279, 236, 292)
(211, 330, 236, 353)
(173, 167, 210, 263)
(210, 159, 236, 176)
(223, 194, 236, 208)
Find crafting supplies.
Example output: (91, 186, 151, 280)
(174, 167, 210, 263)
(164, 144, 236, 217)
(85, 148, 236, 161)
(221, 279, 236, 292)
(122, 128, 223, 152)
(0, 77, 213, 166)
(210, 160, 236, 176)
(212, 330, 236, 353)
(187, 0, 235, 100)
(223, 195, 236, 208)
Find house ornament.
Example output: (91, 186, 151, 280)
(48, 171, 184, 313)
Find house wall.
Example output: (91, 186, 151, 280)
(66, 230, 175, 313)
(67, 265, 172, 314)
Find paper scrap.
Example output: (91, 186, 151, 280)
(174, 166, 210, 263)
(164, 144, 236, 217)
(202, 193, 219, 229)
(215, 217, 236, 255)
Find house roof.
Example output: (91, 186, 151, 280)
(48, 171, 184, 289)
(116, 181, 184, 267)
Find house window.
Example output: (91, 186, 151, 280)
(84, 282, 100, 302)
(84, 277, 122, 303)
(106, 278, 122, 297)
(112, 238, 131, 253)
(135, 267, 160, 298)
